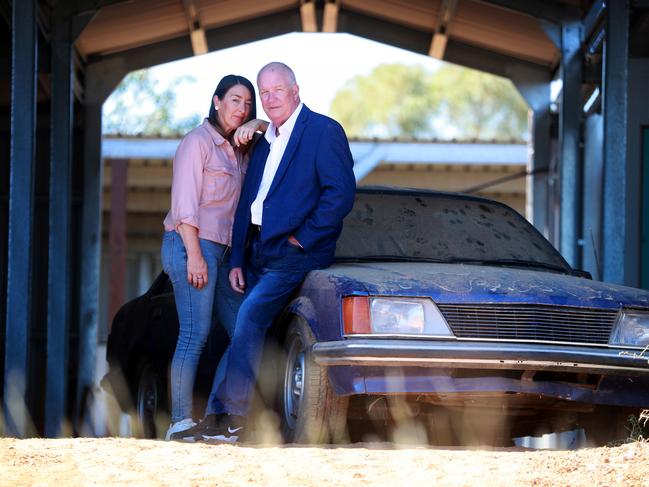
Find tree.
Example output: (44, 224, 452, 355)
(330, 63, 528, 140)
(102, 70, 201, 136)
(330, 64, 437, 138)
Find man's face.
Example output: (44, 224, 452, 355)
(258, 69, 300, 127)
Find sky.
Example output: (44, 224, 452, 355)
(135, 32, 442, 119)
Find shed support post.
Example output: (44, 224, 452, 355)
(3, 0, 38, 439)
(45, 6, 75, 438)
(558, 20, 583, 267)
(511, 69, 551, 236)
(76, 60, 126, 433)
(601, 1, 630, 284)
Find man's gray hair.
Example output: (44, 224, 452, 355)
(258, 62, 297, 86)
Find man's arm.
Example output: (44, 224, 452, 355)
(229, 191, 251, 270)
(293, 121, 356, 251)
(228, 187, 251, 294)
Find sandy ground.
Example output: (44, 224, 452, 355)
(1, 438, 649, 487)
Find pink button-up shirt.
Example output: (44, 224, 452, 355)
(163, 119, 247, 246)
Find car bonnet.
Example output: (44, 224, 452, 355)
(316, 262, 649, 310)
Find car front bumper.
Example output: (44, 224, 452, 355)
(313, 340, 649, 407)
(312, 339, 649, 375)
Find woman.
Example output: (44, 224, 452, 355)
(161, 75, 267, 440)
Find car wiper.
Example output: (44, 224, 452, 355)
(335, 255, 448, 263)
(450, 258, 570, 273)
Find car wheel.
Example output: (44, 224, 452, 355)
(134, 362, 166, 439)
(280, 316, 348, 444)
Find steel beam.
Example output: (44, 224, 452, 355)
(558, 21, 583, 268)
(511, 69, 552, 236)
(88, 10, 301, 76)
(336, 8, 549, 80)
(337, 8, 430, 55)
(582, 114, 604, 281)
(205, 11, 301, 57)
(4, 0, 37, 438)
(90, 7, 546, 83)
(583, 0, 606, 41)
(477, 0, 578, 24)
(45, 6, 73, 438)
(445, 39, 549, 80)
(75, 68, 106, 433)
(540, 19, 561, 48)
(602, 1, 629, 285)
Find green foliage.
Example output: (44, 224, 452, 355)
(330, 63, 528, 140)
(102, 70, 201, 136)
(330, 64, 437, 138)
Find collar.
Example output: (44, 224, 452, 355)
(202, 118, 228, 146)
(265, 103, 304, 144)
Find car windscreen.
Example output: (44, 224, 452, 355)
(335, 191, 570, 272)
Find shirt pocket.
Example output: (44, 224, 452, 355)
(201, 167, 236, 204)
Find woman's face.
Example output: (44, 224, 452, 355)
(214, 84, 252, 135)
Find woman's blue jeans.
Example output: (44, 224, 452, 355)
(161, 231, 241, 422)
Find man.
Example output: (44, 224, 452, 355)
(179, 62, 356, 442)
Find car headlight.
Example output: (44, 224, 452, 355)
(609, 310, 649, 347)
(342, 296, 454, 337)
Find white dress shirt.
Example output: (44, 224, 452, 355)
(250, 103, 304, 225)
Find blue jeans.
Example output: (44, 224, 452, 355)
(161, 231, 241, 422)
(207, 232, 320, 417)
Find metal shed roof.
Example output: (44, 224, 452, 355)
(75, 0, 569, 72)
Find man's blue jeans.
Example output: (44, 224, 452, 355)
(207, 233, 320, 417)
(161, 231, 242, 422)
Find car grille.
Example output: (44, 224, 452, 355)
(437, 304, 618, 345)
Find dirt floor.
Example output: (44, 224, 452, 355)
(1, 437, 649, 487)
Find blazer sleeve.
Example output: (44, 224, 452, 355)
(229, 192, 249, 269)
(293, 121, 356, 251)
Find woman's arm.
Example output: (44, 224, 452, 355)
(233, 118, 269, 147)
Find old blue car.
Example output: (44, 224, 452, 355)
(104, 187, 649, 445)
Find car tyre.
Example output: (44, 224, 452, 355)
(280, 316, 348, 444)
(134, 361, 166, 439)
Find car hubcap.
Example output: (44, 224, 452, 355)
(284, 335, 306, 430)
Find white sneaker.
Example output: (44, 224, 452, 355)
(165, 418, 196, 441)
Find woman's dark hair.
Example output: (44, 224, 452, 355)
(207, 74, 257, 131)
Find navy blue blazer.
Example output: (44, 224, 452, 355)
(230, 105, 356, 268)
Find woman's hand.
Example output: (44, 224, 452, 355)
(186, 252, 208, 289)
(177, 223, 208, 289)
(233, 119, 268, 147)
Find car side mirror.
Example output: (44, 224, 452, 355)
(571, 269, 592, 279)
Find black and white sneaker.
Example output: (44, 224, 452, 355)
(169, 414, 217, 442)
(199, 413, 246, 443)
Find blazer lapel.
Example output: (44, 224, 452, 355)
(266, 105, 310, 198)
(247, 139, 270, 200)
